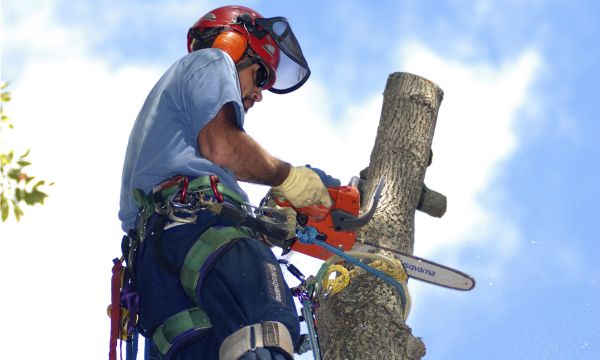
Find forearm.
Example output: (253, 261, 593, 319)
(219, 131, 291, 186)
(198, 103, 290, 186)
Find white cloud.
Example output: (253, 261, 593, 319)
(392, 41, 542, 322)
(2, 2, 163, 358)
(395, 40, 541, 253)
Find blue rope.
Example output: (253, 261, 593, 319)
(296, 226, 408, 310)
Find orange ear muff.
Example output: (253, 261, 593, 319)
(212, 31, 247, 63)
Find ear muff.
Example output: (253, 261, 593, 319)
(212, 31, 248, 63)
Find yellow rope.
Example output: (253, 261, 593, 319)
(322, 264, 351, 296)
(319, 252, 412, 320)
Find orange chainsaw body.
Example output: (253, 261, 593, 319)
(290, 186, 361, 260)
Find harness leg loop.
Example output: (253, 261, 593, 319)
(219, 321, 294, 360)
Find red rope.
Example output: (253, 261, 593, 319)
(109, 258, 124, 360)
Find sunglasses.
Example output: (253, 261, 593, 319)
(255, 62, 270, 89)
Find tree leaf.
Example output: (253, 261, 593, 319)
(0, 193, 8, 222)
(7, 169, 21, 181)
(13, 202, 24, 222)
(15, 188, 24, 202)
(20, 149, 31, 158)
(24, 189, 47, 205)
(17, 160, 31, 167)
(33, 190, 48, 204)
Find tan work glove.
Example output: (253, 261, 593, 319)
(272, 166, 332, 208)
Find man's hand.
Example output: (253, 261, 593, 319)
(272, 166, 332, 208)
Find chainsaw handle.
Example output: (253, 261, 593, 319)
(331, 176, 385, 231)
(274, 198, 330, 220)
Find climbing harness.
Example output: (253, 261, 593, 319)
(148, 225, 255, 357)
(109, 175, 297, 359)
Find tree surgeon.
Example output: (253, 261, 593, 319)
(117, 5, 338, 360)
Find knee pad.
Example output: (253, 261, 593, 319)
(219, 321, 294, 360)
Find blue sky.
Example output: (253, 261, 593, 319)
(2, 1, 599, 359)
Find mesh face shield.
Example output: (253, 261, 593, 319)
(255, 17, 310, 94)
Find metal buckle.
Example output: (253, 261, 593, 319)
(167, 189, 200, 224)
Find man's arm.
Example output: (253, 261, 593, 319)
(198, 103, 290, 186)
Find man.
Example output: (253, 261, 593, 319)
(118, 5, 335, 360)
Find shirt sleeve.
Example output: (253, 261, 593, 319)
(181, 49, 245, 141)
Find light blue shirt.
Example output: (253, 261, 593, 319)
(119, 49, 248, 231)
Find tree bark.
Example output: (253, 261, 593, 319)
(316, 73, 444, 359)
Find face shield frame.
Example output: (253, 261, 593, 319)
(253, 16, 311, 94)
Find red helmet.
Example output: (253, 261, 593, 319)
(187, 5, 310, 94)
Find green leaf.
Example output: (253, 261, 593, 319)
(7, 169, 20, 181)
(13, 202, 24, 221)
(35, 190, 48, 205)
(7, 169, 21, 181)
(33, 180, 45, 188)
(17, 160, 31, 167)
(20, 149, 31, 158)
(1, 193, 8, 222)
(24, 189, 47, 205)
(15, 188, 24, 202)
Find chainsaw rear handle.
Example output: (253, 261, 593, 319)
(276, 176, 385, 231)
(330, 176, 385, 231)
(275, 196, 331, 221)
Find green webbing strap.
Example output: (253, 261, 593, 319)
(152, 307, 212, 356)
(181, 226, 252, 304)
(157, 176, 246, 205)
(132, 175, 246, 212)
(152, 227, 251, 355)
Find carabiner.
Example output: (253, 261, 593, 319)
(210, 175, 224, 203)
(180, 176, 190, 203)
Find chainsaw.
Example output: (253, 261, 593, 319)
(268, 176, 475, 291)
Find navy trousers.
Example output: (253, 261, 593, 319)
(135, 213, 300, 360)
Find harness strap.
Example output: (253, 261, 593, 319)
(132, 175, 247, 236)
(219, 321, 295, 360)
(109, 257, 125, 360)
(152, 175, 245, 206)
(149, 226, 252, 357)
(152, 307, 212, 356)
(181, 226, 252, 304)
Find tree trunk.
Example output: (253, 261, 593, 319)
(316, 73, 444, 359)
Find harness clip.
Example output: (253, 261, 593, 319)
(210, 175, 224, 203)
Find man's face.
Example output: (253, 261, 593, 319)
(238, 62, 266, 112)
